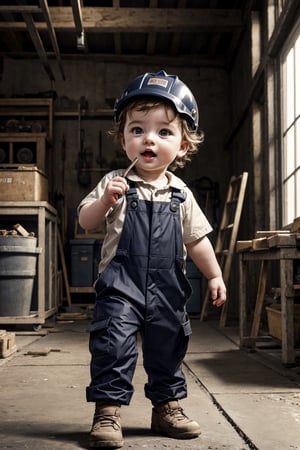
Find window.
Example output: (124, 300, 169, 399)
(281, 19, 300, 226)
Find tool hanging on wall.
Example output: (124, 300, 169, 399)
(96, 130, 107, 167)
(77, 97, 91, 186)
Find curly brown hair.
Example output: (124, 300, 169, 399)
(109, 97, 204, 171)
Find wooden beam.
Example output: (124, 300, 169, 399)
(146, 0, 158, 55)
(267, 0, 300, 56)
(169, 0, 187, 56)
(112, 0, 121, 54)
(70, 0, 84, 34)
(224, 0, 299, 148)
(21, 12, 55, 81)
(0, 6, 41, 14)
(70, 0, 88, 52)
(0, 7, 242, 33)
(0, 50, 225, 68)
(226, 0, 255, 69)
(39, 0, 66, 80)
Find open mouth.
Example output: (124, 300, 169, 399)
(141, 150, 156, 158)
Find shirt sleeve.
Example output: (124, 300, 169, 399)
(77, 170, 121, 217)
(182, 186, 213, 244)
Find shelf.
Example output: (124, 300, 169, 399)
(54, 108, 113, 119)
(69, 287, 95, 293)
(0, 133, 49, 172)
(0, 98, 53, 141)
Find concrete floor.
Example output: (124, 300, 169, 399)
(0, 315, 300, 450)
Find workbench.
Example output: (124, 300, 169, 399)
(0, 201, 58, 329)
(237, 232, 300, 366)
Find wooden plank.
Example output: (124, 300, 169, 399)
(21, 11, 55, 81)
(0, 8, 243, 33)
(13, 223, 30, 237)
(252, 237, 269, 250)
(57, 230, 72, 307)
(251, 260, 269, 336)
(255, 230, 290, 238)
(236, 240, 252, 252)
(267, 233, 296, 248)
(39, 0, 66, 80)
(16, 330, 48, 336)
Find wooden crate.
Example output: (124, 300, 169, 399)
(266, 304, 300, 345)
(0, 133, 47, 172)
(0, 167, 48, 201)
(0, 330, 17, 358)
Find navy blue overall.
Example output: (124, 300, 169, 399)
(86, 182, 193, 405)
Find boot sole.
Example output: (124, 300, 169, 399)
(151, 424, 201, 440)
(89, 438, 124, 448)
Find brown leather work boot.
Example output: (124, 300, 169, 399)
(89, 403, 124, 448)
(151, 400, 201, 439)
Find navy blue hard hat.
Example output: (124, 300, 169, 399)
(114, 70, 199, 131)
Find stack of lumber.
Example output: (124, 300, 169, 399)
(236, 217, 300, 252)
(0, 223, 35, 237)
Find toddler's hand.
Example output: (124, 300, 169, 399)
(102, 176, 129, 206)
(208, 276, 227, 307)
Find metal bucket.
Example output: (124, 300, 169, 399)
(0, 236, 41, 316)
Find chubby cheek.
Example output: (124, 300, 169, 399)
(121, 135, 138, 159)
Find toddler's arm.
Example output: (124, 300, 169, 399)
(186, 236, 227, 307)
(79, 176, 128, 230)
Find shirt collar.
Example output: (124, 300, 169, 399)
(127, 170, 186, 190)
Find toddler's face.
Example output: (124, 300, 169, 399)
(121, 105, 188, 179)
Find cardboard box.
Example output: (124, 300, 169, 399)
(266, 304, 300, 345)
(0, 167, 48, 201)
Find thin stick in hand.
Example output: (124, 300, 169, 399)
(123, 157, 138, 177)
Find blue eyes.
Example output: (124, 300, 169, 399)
(132, 127, 143, 135)
(159, 129, 171, 136)
(131, 127, 172, 136)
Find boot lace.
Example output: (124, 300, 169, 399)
(166, 405, 188, 421)
(93, 413, 120, 431)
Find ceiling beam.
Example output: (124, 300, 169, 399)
(70, 0, 88, 52)
(169, 0, 187, 56)
(146, 0, 158, 55)
(0, 6, 41, 14)
(21, 12, 55, 81)
(39, 0, 66, 80)
(0, 51, 226, 69)
(0, 7, 242, 33)
(112, 0, 121, 54)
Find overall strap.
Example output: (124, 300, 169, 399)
(125, 179, 139, 209)
(170, 187, 186, 212)
(170, 187, 186, 262)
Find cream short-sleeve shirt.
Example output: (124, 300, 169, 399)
(78, 169, 212, 273)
